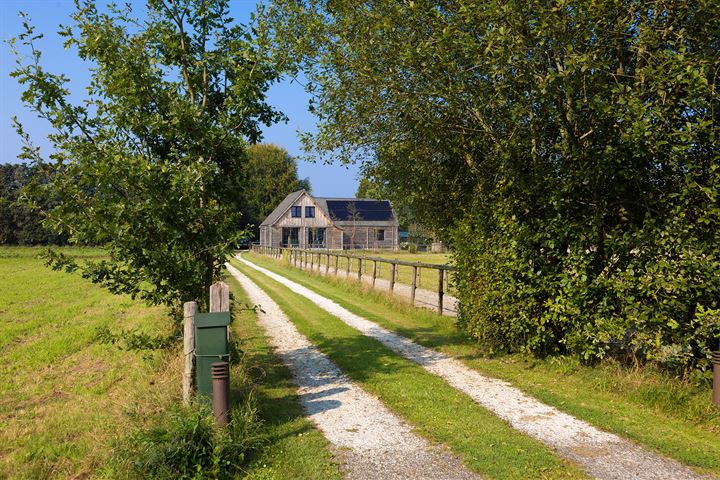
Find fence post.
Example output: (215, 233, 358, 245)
(438, 269, 444, 315)
(358, 258, 363, 281)
(183, 301, 198, 404)
(310, 250, 314, 270)
(325, 253, 330, 275)
(334, 254, 339, 274)
(346, 256, 351, 277)
(390, 262, 396, 292)
(411, 266, 417, 306)
(210, 281, 230, 313)
(372, 260, 377, 287)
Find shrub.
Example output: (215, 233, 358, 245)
(116, 398, 264, 480)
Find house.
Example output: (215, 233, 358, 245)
(259, 190, 399, 250)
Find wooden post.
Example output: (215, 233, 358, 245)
(438, 269, 444, 315)
(411, 266, 417, 306)
(390, 262, 396, 292)
(183, 301, 198, 404)
(310, 250, 314, 270)
(346, 256, 351, 277)
(334, 254, 339, 275)
(325, 253, 330, 275)
(358, 258, 363, 281)
(210, 281, 230, 313)
(372, 260, 377, 287)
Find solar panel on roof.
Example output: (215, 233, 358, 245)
(325, 200, 394, 221)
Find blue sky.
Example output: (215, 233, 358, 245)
(0, 0, 360, 197)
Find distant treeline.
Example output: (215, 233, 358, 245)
(0, 163, 67, 246)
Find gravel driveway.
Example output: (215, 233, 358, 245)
(226, 262, 479, 480)
(237, 254, 714, 480)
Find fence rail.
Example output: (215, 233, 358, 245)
(249, 244, 456, 315)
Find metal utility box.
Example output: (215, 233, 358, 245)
(195, 312, 231, 398)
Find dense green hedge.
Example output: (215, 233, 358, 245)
(452, 179, 720, 376)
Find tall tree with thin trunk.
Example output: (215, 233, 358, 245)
(10, 0, 284, 311)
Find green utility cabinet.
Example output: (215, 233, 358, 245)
(195, 312, 231, 398)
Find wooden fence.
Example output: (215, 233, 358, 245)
(250, 245, 456, 315)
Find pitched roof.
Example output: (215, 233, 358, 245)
(259, 189, 306, 226)
(314, 197, 398, 226)
(260, 192, 398, 227)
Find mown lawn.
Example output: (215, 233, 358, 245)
(0, 247, 176, 479)
(245, 252, 720, 477)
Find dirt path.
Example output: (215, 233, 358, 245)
(298, 258, 459, 316)
(226, 263, 479, 480)
(237, 254, 713, 480)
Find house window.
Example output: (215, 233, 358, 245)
(376, 229, 385, 241)
(305, 206, 315, 218)
(291, 206, 301, 218)
(308, 227, 326, 248)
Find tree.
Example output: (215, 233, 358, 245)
(269, 1, 720, 372)
(240, 143, 311, 237)
(10, 0, 284, 310)
(0, 163, 67, 245)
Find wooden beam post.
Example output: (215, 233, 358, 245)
(325, 253, 330, 275)
(411, 266, 417, 306)
(372, 260, 377, 287)
(210, 281, 230, 313)
(183, 301, 198, 404)
(358, 258, 363, 281)
(346, 256, 351, 277)
(438, 269, 444, 315)
(334, 254, 339, 275)
(390, 262, 396, 292)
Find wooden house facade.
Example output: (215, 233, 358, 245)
(259, 190, 399, 250)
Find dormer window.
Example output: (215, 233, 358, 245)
(291, 206, 301, 217)
(305, 206, 315, 218)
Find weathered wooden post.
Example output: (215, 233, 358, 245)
(358, 258, 363, 281)
(334, 254, 339, 274)
(325, 253, 330, 275)
(390, 262, 396, 292)
(346, 256, 351, 277)
(411, 265, 417, 306)
(183, 301, 198, 404)
(437, 269, 444, 315)
(210, 281, 230, 313)
(310, 250, 315, 270)
(372, 260, 377, 287)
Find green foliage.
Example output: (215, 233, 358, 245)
(240, 144, 311, 238)
(9, 0, 284, 310)
(267, 1, 720, 374)
(0, 163, 67, 245)
(120, 400, 264, 479)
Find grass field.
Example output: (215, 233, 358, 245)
(244, 252, 720, 477)
(0, 246, 342, 479)
(0, 247, 176, 479)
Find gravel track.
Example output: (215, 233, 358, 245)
(226, 263, 479, 480)
(237, 254, 714, 480)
